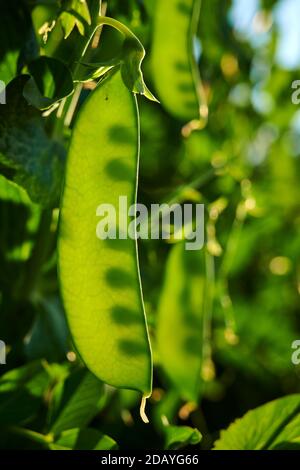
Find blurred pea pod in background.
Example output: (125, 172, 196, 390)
(150, 0, 208, 131)
(157, 242, 206, 403)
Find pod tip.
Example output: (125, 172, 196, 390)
(140, 394, 150, 424)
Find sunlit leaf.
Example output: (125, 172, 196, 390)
(214, 395, 300, 450)
(76, 16, 158, 101)
(49, 369, 103, 434)
(50, 427, 117, 450)
(165, 425, 202, 450)
(59, 0, 91, 39)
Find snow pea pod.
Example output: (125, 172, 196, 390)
(151, 0, 207, 126)
(58, 69, 152, 410)
(157, 242, 205, 402)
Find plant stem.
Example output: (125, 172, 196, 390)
(218, 203, 247, 333)
(56, 1, 104, 124)
(202, 250, 215, 371)
(8, 426, 53, 447)
(166, 167, 216, 205)
(17, 209, 53, 301)
(64, 83, 83, 127)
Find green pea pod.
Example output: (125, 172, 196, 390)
(151, 0, 207, 128)
(58, 69, 152, 417)
(157, 243, 205, 402)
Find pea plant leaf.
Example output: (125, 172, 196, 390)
(151, 0, 207, 125)
(0, 76, 65, 207)
(0, 174, 41, 269)
(49, 369, 104, 434)
(50, 428, 117, 450)
(23, 56, 74, 110)
(214, 394, 300, 450)
(157, 243, 205, 402)
(59, 0, 91, 39)
(0, 1, 37, 84)
(24, 297, 69, 363)
(0, 362, 51, 426)
(121, 36, 157, 102)
(0, 174, 32, 205)
(164, 425, 202, 450)
(76, 16, 158, 102)
(58, 69, 153, 405)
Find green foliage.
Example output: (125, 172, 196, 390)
(214, 395, 300, 450)
(164, 425, 202, 450)
(59, 0, 92, 39)
(49, 369, 104, 434)
(24, 298, 69, 362)
(0, 1, 39, 84)
(0, 0, 300, 451)
(50, 428, 117, 450)
(78, 15, 157, 100)
(0, 362, 50, 426)
(23, 56, 74, 110)
(0, 76, 65, 207)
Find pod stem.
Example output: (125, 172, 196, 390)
(140, 393, 151, 424)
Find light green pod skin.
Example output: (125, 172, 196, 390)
(151, 0, 205, 123)
(58, 70, 152, 396)
(157, 243, 205, 402)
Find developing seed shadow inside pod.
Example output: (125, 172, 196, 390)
(107, 124, 136, 146)
(118, 338, 149, 357)
(110, 305, 141, 326)
(105, 267, 135, 289)
(176, 1, 192, 16)
(174, 60, 190, 73)
(104, 158, 133, 183)
(103, 237, 132, 253)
